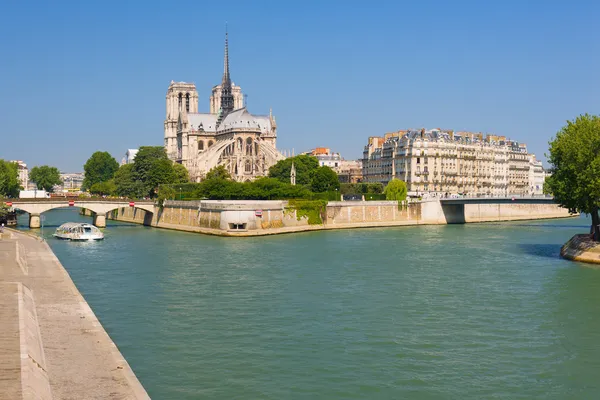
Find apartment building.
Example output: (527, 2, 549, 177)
(362, 129, 543, 197)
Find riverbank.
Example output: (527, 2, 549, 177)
(0, 229, 149, 399)
(561, 234, 600, 265)
(108, 199, 575, 237)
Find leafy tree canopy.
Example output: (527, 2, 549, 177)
(113, 164, 142, 198)
(310, 166, 340, 193)
(0, 160, 20, 197)
(384, 179, 408, 201)
(173, 163, 190, 183)
(132, 146, 169, 185)
(205, 165, 231, 181)
(126, 146, 181, 198)
(340, 183, 383, 195)
(268, 155, 319, 185)
(30, 165, 62, 192)
(82, 151, 119, 190)
(89, 180, 116, 196)
(545, 114, 600, 240)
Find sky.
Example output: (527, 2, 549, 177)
(1, 0, 598, 172)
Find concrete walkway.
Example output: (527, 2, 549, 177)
(0, 230, 149, 399)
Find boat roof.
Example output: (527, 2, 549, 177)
(58, 222, 96, 229)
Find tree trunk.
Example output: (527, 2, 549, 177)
(592, 207, 600, 242)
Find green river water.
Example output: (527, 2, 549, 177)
(20, 209, 600, 399)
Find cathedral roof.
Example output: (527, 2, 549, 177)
(186, 107, 273, 135)
(187, 113, 218, 132)
(218, 108, 273, 134)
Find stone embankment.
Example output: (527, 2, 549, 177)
(561, 234, 600, 265)
(108, 199, 574, 237)
(0, 229, 149, 399)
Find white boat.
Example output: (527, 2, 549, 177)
(53, 223, 104, 241)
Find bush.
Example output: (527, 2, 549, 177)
(287, 199, 327, 224)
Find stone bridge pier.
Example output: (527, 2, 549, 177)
(92, 213, 107, 228)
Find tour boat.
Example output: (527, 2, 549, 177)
(54, 223, 104, 241)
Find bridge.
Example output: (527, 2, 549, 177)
(439, 196, 555, 205)
(3, 199, 155, 228)
(431, 196, 565, 224)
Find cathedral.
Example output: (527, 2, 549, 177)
(164, 31, 284, 182)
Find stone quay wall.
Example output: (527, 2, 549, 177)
(108, 199, 573, 237)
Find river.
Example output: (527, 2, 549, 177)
(18, 209, 600, 399)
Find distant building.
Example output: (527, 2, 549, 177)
(362, 128, 544, 197)
(529, 155, 546, 196)
(307, 148, 363, 183)
(337, 160, 363, 183)
(122, 149, 139, 165)
(309, 148, 342, 169)
(9, 160, 28, 189)
(60, 173, 84, 192)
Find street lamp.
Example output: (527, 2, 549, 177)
(179, 187, 182, 201)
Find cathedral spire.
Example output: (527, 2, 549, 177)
(219, 24, 235, 114)
(222, 23, 230, 86)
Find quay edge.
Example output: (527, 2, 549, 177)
(0, 229, 150, 399)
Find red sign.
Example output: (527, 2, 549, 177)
(255, 210, 263, 217)
(68, 200, 75, 206)
(129, 201, 135, 207)
(5, 201, 12, 207)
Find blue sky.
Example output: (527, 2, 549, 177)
(1, 0, 598, 171)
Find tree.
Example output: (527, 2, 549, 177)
(132, 146, 169, 184)
(173, 163, 189, 183)
(82, 151, 119, 190)
(89, 180, 116, 196)
(30, 166, 62, 192)
(113, 164, 145, 198)
(0, 160, 20, 197)
(131, 147, 177, 198)
(384, 179, 408, 201)
(268, 155, 319, 185)
(310, 166, 340, 192)
(144, 158, 176, 197)
(545, 114, 600, 241)
(205, 165, 231, 181)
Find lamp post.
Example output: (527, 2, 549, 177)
(179, 187, 182, 201)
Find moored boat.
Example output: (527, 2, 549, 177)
(54, 223, 104, 241)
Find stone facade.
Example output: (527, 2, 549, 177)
(362, 129, 545, 197)
(109, 199, 571, 236)
(164, 32, 284, 182)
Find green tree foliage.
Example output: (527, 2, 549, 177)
(113, 164, 145, 198)
(268, 155, 319, 185)
(0, 204, 10, 219)
(30, 166, 62, 192)
(173, 163, 190, 183)
(82, 151, 119, 190)
(384, 179, 408, 201)
(89, 180, 116, 196)
(192, 176, 313, 200)
(545, 114, 600, 240)
(0, 160, 21, 197)
(205, 165, 231, 180)
(132, 147, 168, 184)
(310, 166, 340, 192)
(128, 146, 179, 198)
(340, 183, 384, 195)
